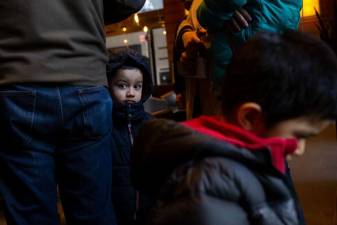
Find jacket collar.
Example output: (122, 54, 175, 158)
(113, 102, 146, 122)
(182, 116, 298, 174)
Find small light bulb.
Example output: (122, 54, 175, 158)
(163, 30, 166, 35)
(122, 26, 127, 32)
(134, 14, 139, 24)
(143, 26, 148, 33)
(123, 39, 128, 44)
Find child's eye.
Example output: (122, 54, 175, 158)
(117, 84, 127, 89)
(134, 84, 143, 90)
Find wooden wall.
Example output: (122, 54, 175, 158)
(300, 0, 336, 36)
(163, 0, 185, 81)
(299, 16, 319, 35)
(320, 0, 336, 17)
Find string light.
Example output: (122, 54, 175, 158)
(134, 13, 140, 25)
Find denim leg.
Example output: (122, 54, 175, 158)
(56, 86, 115, 225)
(0, 85, 115, 225)
(0, 86, 60, 225)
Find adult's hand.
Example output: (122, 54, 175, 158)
(228, 8, 252, 33)
(180, 31, 207, 63)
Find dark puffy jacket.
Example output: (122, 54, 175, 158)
(108, 50, 154, 225)
(131, 119, 305, 225)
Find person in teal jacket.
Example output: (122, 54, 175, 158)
(196, 0, 302, 88)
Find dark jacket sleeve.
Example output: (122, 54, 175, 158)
(104, 0, 146, 24)
(130, 119, 256, 194)
(131, 119, 213, 193)
(148, 157, 253, 225)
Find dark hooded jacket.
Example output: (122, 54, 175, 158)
(131, 116, 306, 225)
(107, 51, 154, 225)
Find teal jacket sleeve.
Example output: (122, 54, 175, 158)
(197, 0, 247, 31)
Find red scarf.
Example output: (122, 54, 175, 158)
(182, 116, 298, 174)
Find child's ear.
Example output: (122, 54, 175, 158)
(236, 103, 266, 133)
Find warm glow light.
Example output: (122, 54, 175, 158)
(123, 39, 128, 44)
(143, 26, 148, 33)
(301, 0, 320, 17)
(122, 26, 127, 32)
(163, 30, 166, 35)
(134, 13, 139, 24)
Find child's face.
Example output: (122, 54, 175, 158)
(110, 68, 143, 104)
(263, 117, 330, 157)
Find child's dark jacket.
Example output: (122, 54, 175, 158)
(111, 102, 153, 225)
(108, 51, 154, 225)
(131, 116, 306, 225)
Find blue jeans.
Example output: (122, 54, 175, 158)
(0, 85, 115, 225)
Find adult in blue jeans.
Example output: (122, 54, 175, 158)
(0, 1, 145, 225)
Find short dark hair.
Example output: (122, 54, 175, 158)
(222, 30, 337, 127)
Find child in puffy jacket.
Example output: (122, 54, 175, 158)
(107, 50, 154, 225)
(131, 31, 337, 225)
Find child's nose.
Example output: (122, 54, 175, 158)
(126, 88, 135, 97)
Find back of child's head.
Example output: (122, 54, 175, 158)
(107, 49, 153, 101)
(222, 30, 337, 128)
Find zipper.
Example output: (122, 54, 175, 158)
(127, 105, 140, 221)
(127, 104, 134, 145)
(134, 191, 140, 220)
(127, 120, 134, 145)
(128, 121, 138, 221)
(126, 105, 138, 220)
